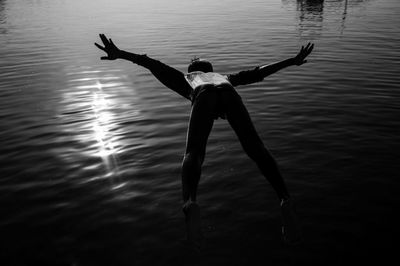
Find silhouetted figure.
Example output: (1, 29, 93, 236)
(95, 34, 313, 249)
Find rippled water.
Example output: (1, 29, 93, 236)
(1, 0, 399, 265)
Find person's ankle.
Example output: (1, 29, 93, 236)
(280, 195, 291, 204)
(183, 199, 198, 210)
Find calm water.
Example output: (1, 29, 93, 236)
(1, 0, 399, 265)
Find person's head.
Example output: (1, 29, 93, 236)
(188, 57, 213, 73)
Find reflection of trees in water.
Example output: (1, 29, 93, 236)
(298, 0, 325, 15)
(0, 0, 6, 32)
(282, 0, 371, 37)
(340, 0, 348, 35)
(336, 0, 371, 34)
(297, 0, 325, 38)
(0, 0, 5, 18)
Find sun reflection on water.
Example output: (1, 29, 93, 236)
(91, 81, 120, 180)
(60, 67, 144, 190)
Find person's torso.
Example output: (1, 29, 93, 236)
(184, 71, 232, 90)
(185, 72, 238, 120)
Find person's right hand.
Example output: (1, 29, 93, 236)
(94, 33, 121, 60)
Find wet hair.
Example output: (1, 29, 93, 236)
(188, 57, 213, 73)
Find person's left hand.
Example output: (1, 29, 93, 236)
(94, 33, 121, 60)
(293, 42, 314, 66)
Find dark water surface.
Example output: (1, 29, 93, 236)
(1, 0, 399, 265)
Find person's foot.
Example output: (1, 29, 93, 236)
(182, 201, 203, 251)
(281, 198, 302, 245)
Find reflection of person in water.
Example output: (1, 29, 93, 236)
(95, 34, 313, 248)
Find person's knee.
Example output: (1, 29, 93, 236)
(182, 151, 204, 168)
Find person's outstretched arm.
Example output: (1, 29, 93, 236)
(95, 34, 192, 101)
(227, 43, 314, 87)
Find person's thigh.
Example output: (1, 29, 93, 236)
(185, 92, 216, 156)
(224, 90, 265, 155)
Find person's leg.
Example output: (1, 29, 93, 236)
(182, 92, 216, 203)
(224, 90, 301, 244)
(181, 91, 216, 248)
(224, 91, 289, 201)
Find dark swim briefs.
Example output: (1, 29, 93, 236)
(192, 83, 242, 120)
